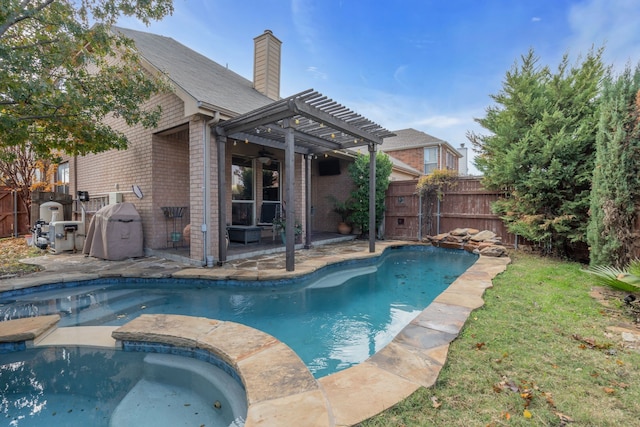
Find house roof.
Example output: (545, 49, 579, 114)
(114, 26, 274, 117)
(114, 27, 394, 153)
(382, 128, 461, 157)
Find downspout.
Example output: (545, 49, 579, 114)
(203, 112, 220, 266)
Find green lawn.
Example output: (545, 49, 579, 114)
(358, 252, 640, 426)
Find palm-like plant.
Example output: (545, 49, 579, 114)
(584, 259, 640, 292)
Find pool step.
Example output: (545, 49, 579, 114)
(306, 265, 377, 289)
(58, 290, 166, 327)
(110, 353, 247, 427)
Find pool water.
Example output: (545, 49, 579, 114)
(0, 246, 477, 378)
(0, 347, 247, 427)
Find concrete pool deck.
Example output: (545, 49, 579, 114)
(0, 240, 510, 426)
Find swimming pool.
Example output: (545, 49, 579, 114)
(0, 246, 477, 378)
(0, 346, 247, 427)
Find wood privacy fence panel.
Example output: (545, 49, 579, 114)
(0, 189, 30, 238)
(385, 180, 421, 241)
(385, 177, 518, 246)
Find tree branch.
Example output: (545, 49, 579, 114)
(0, 0, 56, 39)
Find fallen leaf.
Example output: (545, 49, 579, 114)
(554, 411, 574, 423)
(603, 387, 615, 394)
(523, 409, 532, 418)
(431, 396, 442, 409)
(475, 342, 486, 350)
(543, 392, 556, 408)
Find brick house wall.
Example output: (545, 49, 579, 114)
(385, 145, 461, 175)
(311, 157, 355, 233)
(70, 91, 193, 252)
(386, 147, 424, 172)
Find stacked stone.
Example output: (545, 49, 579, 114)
(425, 228, 508, 257)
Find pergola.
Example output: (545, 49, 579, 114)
(215, 89, 395, 271)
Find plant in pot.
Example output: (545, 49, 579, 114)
(272, 215, 302, 243)
(328, 195, 353, 235)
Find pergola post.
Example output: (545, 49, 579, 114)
(284, 120, 295, 271)
(304, 153, 312, 249)
(368, 142, 376, 253)
(216, 132, 227, 263)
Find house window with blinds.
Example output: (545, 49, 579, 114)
(424, 147, 438, 174)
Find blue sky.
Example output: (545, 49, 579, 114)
(118, 0, 640, 172)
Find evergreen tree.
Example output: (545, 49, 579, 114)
(587, 64, 640, 267)
(470, 49, 605, 258)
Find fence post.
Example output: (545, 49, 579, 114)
(13, 190, 18, 238)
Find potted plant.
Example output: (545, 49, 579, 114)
(273, 215, 302, 243)
(328, 195, 353, 234)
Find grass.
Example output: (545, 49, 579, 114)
(358, 251, 640, 427)
(0, 237, 44, 278)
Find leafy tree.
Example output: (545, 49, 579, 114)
(0, 0, 173, 159)
(470, 49, 605, 258)
(587, 64, 640, 267)
(347, 151, 393, 235)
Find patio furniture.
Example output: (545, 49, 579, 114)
(227, 226, 262, 244)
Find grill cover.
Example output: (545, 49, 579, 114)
(83, 203, 143, 260)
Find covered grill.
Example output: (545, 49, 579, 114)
(83, 203, 143, 260)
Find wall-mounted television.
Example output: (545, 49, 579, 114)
(318, 159, 341, 176)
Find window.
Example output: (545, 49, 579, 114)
(424, 147, 438, 174)
(231, 156, 254, 225)
(446, 151, 457, 170)
(56, 162, 69, 194)
(259, 161, 281, 224)
(262, 161, 280, 202)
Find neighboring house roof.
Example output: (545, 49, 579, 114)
(114, 26, 274, 117)
(382, 128, 462, 157)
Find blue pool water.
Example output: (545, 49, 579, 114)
(0, 346, 247, 427)
(0, 246, 477, 378)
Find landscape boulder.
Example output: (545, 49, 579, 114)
(425, 228, 507, 257)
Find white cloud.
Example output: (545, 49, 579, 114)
(531, 17, 541, 22)
(414, 115, 464, 129)
(291, 0, 320, 54)
(393, 65, 409, 85)
(306, 66, 328, 80)
(567, 0, 640, 71)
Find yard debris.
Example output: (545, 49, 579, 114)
(572, 333, 613, 351)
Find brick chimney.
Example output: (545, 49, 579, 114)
(253, 30, 281, 100)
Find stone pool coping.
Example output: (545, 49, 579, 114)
(0, 241, 510, 426)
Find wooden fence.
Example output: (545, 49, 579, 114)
(384, 176, 519, 246)
(0, 189, 30, 238)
